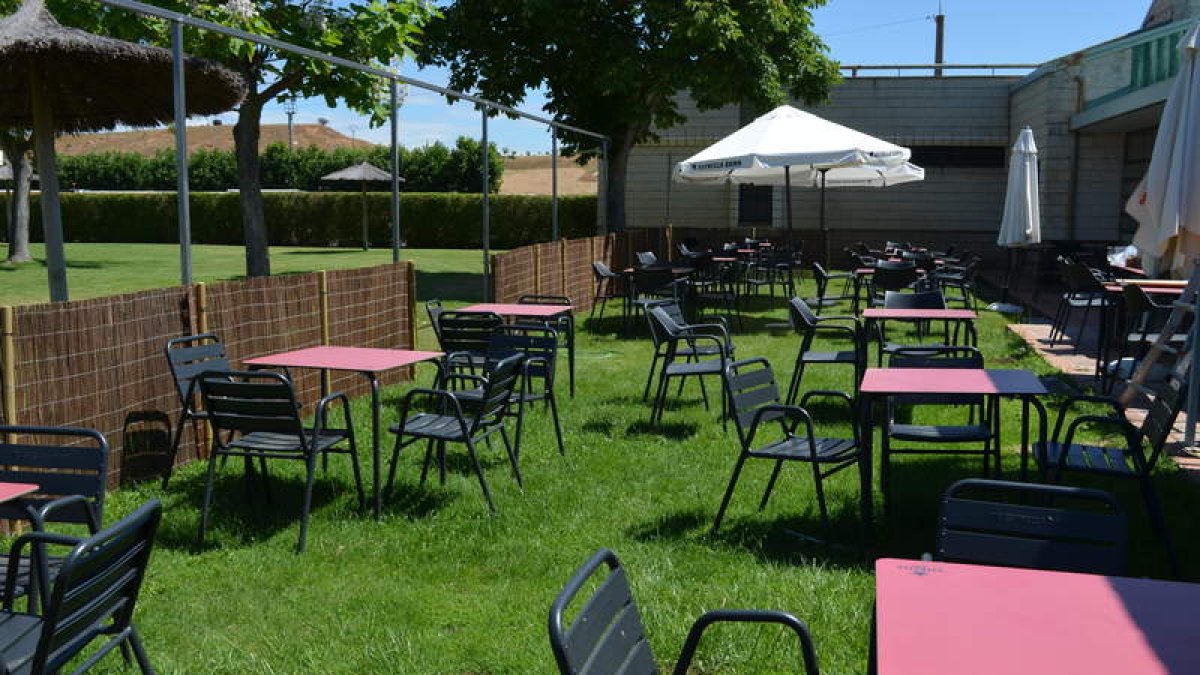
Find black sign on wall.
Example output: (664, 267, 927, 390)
(738, 184, 773, 226)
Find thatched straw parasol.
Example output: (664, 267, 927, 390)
(321, 162, 401, 251)
(0, 0, 245, 301)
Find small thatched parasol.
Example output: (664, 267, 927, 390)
(0, 0, 246, 301)
(320, 161, 401, 251)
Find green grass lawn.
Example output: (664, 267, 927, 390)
(0, 243, 491, 306)
(10, 250, 1198, 673)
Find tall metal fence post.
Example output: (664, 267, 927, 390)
(1, 306, 16, 442)
(551, 129, 559, 241)
(481, 109, 491, 302)
(390, 80, 402, 264)
(171, 20, 193, 286)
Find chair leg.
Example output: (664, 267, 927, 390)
(651, 368, 671, 423)
(295, 454, 319, 552)
(346, 436, 366, 509)
(197, 450, 221, 547)
(385, 431, 408, 495)
(463, 437, 497, 513)
(880, 437, 892, 517)
(812, 463, 831, 545)
(126, 627, 154, 675)
(642, 351, 660, 401)
(161, 413, 190, 489)
(513, 396, 527, 464)
(499, 427, 523, 489)
(711, 455, 751, 533)
(759, 459, 786, 510)
(787, 357, 806, 405)
(549, 391, 566, 455)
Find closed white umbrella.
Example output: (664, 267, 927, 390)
(675, 105, 922, 261)
(990, 127, 1041, 314)
(1128, 21, 1200, 277)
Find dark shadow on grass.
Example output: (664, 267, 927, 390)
(282, 249, 375, 256)
(120, 410, 174, 486)
(625, 419, 699, 440)
(581, 420, 615, 435)
(626, 508, 708, 541)
(35, 258, 105, 270)
(416, 270, 484, 303)
(708, 510, 869, 569)
(152, 465, 346, 552)
(381, 482, 457, 519)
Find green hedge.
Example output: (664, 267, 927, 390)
(56, 138, 504, 193)
(0, 192, 597, 249)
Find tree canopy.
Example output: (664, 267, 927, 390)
(417, 0, 840, 231)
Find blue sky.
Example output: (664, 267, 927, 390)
(239, 1, 1153, 153)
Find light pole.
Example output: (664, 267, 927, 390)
(284, 96, 297, 150)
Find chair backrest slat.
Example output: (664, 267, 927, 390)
(439, 311, 503, 355)
(0, 427, 108, 526)
(723, 359, 784, 440)
(198, 372, 306, 440)
(165, 334, 229, 406)
(936, 479, 1126, 575)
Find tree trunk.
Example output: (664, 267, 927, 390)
(2, 134, 33, 263)
(604, 131, 636, 233)
(233, 98, 270, 277)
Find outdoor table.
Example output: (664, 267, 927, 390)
(862, 308, 979, 350)
(1095, 281, 1186, 380)
(460, 302, 577, 397)
(859, 368, 1047, 520)
(873, 557, 1200, 675)
(0, 482, 38, 504)
(242, 346, 443, 519)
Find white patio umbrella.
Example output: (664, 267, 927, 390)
(674, 105, 922, 262)
(1128, 21, 1200, 277)
(990, 126, 1041, 313)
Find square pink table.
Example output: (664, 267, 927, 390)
(243, 346, 443, 518)
(0, 482, 38, 504)
(874, 558, 1200, 675)
(859, 368, 1048, 511)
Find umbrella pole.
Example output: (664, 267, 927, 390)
(30, 69, 67, 302)
(784, 165, 793, 250)
(361, 180, 368, 251)
(819, 168, 828, 265)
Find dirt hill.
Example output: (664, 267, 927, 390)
(53, 125, 598, 195)
(56, 123, 372, 156)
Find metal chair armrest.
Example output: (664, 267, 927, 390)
(674, 609, 818, 675)
(798, 390, 859, 444)
(4, 531, 83, 611)
(32, 495, 100, 535)
(312, 390, 352, 439)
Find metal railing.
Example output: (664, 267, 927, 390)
(840, 63, 1038, 77)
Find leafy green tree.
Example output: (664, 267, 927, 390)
(417, 0, 839, 231)
(1, 129, 33, 263)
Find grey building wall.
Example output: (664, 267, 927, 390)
(627, 77, 1018, 247)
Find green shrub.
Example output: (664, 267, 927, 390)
(0, 192, 597, 249)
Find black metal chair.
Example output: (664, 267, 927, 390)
(881, 346, 996, 515)
(713, 358, 865, 546)
(934, 479, 1127, 575)
(785, 297, 864, 404)
(687, 259, 742, 329)
(387, 353, 525, 513)
(874, 289, 953, 366)
(647, 305, 733, 426)
(518, 294, 576, 397)
(635, 251, 659, 267)
(866, 262, 919, 308)
(627, 267, 684, 334)
(1103, 284, 1186, 389)
(0, 499, 161, 675)
(808, 261, 853, 312)
(163, 333, 231, 488)
(0, 426, 108, 609)
(549, 548, 819, 675)
(590, 261, 624, 321)
(1049, 258, 1112, 349)
(197, 370, 365, 553)
(1035, 374, 1186, 574)
(642, 299, 729, 401)
(436, 310, 503, 377)
(486, 325, 565, 461)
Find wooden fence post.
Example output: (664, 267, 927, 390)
(406, 262, 417, 350)
(560, 240, 568, 302)
(318, 270, 330, 345)
(534, 246, 543, 295)
(1, 306, 16, 442)
(195, 282, 209, 335)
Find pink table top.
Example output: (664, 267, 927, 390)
(860, 368, 1046, 395)
(459, 303, 573, 317)
(1110, 263, 1148, 277)
(863, 308, 978, 320)
(712, 256, 738, 263)
(0, 482, 37, 503)
(736, 248, 758, 254)
(243, 346, 443, 373)
(1105, 283, 1184, 296)
(876, 558, 1200, 675)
